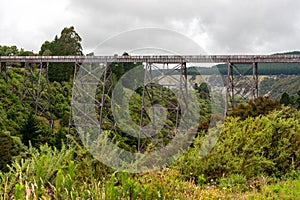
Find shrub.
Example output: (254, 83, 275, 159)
(174, 108, 300, 180)
(0, 131, 24, 172)
(228, 96, 280, 120)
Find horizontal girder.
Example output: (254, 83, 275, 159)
(1, 55, 300, 63)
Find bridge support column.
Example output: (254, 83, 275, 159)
(252, 62, 259, 99)
(226, 62, 235, 111)
(69, 61, 114, 137)
(226, 62, 260, 113)
(97, 62, 113, 135)
(138, 61, 188, 152)
(68, 62, 78, 135)
(21, 62, 53, 128)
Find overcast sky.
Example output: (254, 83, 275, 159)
(1, 0, 300, 55)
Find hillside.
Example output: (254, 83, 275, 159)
(260, 75, 300, 99)
(187, 62, 300, 76)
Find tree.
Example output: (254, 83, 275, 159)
(0, 131, 23, 171)
(280, 92, 291, 106)
(17, 49, 35, 56)
(296, 90, 300, 109)
(20, 112, 40, 147)
(39, 26, 83, 82)
(0, 45, 18, 56)
(59, 27, 83, 55)
(198, 82, 210, 99)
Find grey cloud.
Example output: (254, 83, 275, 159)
(202, 0, 300, 53)
(91, 28, 206, 55)
(1, 0, 300, 54)
(69, 0, 300, 54)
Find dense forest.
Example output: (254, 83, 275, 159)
(0, 27, 300, 199)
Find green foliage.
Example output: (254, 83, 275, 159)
(228, 96, 280, 120)
(280, 92, 291, 106)
(52, 128, 68, 150)
(198, 174, 206, 187)
(39, 26, 83, 82)
(218, 174, 247, 192)
(14, 183, 24, 200)
(0, 45, 35, 57)
(0, 142, 299, 199)
(111, 52, 143, 86)
(55, 169, 64, 197)
(20, 112, 40, 147)
(0, 131, 24, 172)
(39, 27, 83, 56)
(54, 161, 76, 199)
(105, 174, 120, 199)
(1, 43, 300, 199)
(50, 81, 72, 119)
(0, 143, 74, 198)
(258, 177, 300, 199)
(0, 45, 18, 56)
(194, 82, 211, 99)
(280, 90, 300, 109)
(174, 108, 300, 181)
(0, 76, 26, 134)
(0, 67, 72, 150)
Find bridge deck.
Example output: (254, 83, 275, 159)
(1, 55, 300, 64)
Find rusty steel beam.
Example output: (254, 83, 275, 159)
(253, 62, 259, 98)
(1, 55, 300, 63)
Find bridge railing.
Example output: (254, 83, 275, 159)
(1, 55, 300, 63)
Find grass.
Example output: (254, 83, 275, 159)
(1, 166, 299, 199)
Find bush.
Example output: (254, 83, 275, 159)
(228, 96, 280, 120)
(0, 131, 24, 171)
(174, 108, 300, 180)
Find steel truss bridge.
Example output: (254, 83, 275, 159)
(1, 54, 300, 106)
(1, 55, 300, 150)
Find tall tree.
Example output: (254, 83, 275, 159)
(20, 112, 40, 147)
(0, 45, 18, 56)
(39, 26, 83, 82)
(59, 27, 83, 55)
